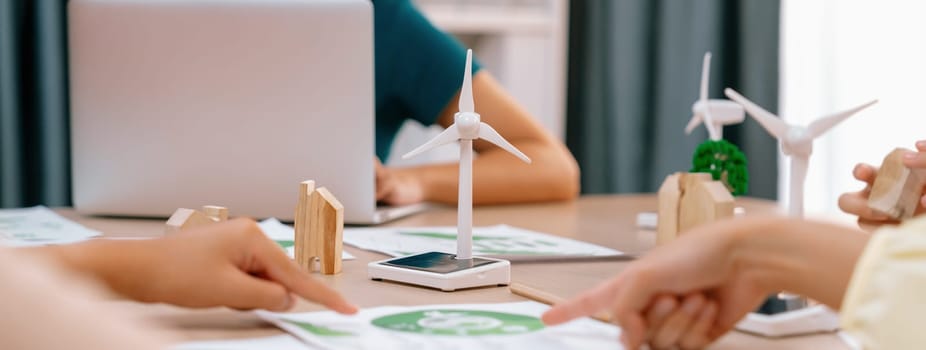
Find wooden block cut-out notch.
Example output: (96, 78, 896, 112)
(294, 180, 344, 275)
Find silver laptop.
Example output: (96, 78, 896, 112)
(69, 0, 428, 224)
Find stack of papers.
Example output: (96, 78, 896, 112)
(258, 218, 355, 260)
(344, 225, 624, 261)
(256, 301, 622, 349)
(0, 206, 101, 247)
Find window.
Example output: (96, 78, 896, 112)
(781, 0, 926, 217)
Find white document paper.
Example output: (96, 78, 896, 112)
(259, 218, 355, 260)
(172, 334, 311, 350)
(0, 206, 101, 247)
(257, 301, 622, 350)
(343, 224, 623, 261)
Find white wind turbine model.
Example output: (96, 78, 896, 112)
(367, 49, 531, 292)
(686, 52, 745, 140)
(401, 49, 532, 259)
(724, 88, 877, 218)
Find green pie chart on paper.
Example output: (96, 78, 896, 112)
(371, 309, 545, 336)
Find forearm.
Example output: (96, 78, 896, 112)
(731, 217, 870, 309)
(404, 140, 579, 205)
(412, 71, 580, 205)
(23, 240, 163, 301)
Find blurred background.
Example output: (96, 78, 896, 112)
(1, 0, 924, 218)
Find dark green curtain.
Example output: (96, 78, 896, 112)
(0, 0, 70, 208)
(567, 0, 780, 199)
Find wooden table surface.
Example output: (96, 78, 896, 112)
(59, 194, 850, 349)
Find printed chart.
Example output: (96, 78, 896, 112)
(344, 225, 623, 261)
(258, 301, 623, 350)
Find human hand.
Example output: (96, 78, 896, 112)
(838, 163, 894, 224)
(905, 141, 926, 210)
(541, 219, 774, 349)
(63, 219, 357, 313)
(375, 157, 426, 206)
(839, 141, 926, 224)
(642, 294, 718, 350)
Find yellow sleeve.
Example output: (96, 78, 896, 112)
(840, 216, 926, 349)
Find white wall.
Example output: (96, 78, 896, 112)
(781, 0, 926, 217)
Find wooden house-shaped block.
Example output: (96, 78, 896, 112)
(165, 205, 228, 233)
(294, 180, 344, 275)
(657, 172, 734, 245)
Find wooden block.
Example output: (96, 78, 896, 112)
(656, 173, 682, 245)
(165, 208, 216, 233)
(294, 180, 343, 275)
(311, 187, 343, 275)
(201, 205, 228, 221)
(869, 148, 926, 220)
(679, 177, 735, 233)
(295, 181, 316, 270)
(657, 173, 715, 244)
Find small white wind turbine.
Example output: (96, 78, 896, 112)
(686, 52, 745, 140)
(367, 49, 529, 292)
(724, 88, 877, 218)
(401, 49, 532, 260)
(367, 50, 531, 292)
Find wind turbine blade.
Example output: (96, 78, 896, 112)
(698, 53, 720, 139)
(685, 114, 702, 134)
(459, 49, 475, 113)
(477, 123, 531, 164)
(401, 124, 461, 159)
(700, 52, 711, 102)
(807, 99, 878, 138)
(724, 88, 789, 139)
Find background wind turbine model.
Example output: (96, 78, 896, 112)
(687, 52, 749, 195)
(686, 52, 745, 141)
(724, 88, 878, 218)
(367, 49, 531, 291)
(724, 89, 877, 338)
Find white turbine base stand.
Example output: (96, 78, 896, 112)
(368, 252, 510, 292)
(735, 304, 840, 337)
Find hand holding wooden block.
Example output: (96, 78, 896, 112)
(868, 148, 926, 220)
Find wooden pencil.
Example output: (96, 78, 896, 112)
(509, 282, 612, 323)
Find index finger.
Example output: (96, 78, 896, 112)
(542, 278, 621, 325)
(543, 267, 657, 325)
(252, 234, 358, 314)
(838, 191, 890, 221)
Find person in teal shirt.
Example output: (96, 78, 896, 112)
(371, 0, 579, 206)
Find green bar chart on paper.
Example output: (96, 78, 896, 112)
(343, 225, 623, 261)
